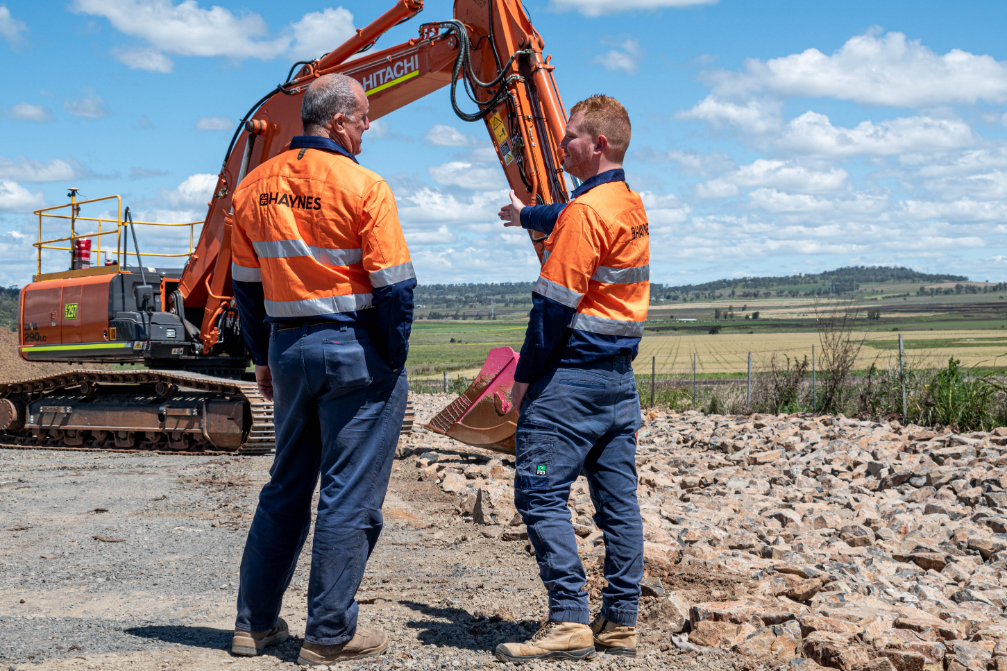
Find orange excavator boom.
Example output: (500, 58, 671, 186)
(176, 0, 571, 451)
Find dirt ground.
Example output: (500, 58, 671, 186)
(0, 400, 760, 671)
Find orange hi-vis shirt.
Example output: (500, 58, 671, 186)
(230, 136, 416, 368)
(514, 169, 649, 383)
(231, 142, 415, 318)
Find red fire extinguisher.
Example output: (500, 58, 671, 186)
(72, 238, 92, 269)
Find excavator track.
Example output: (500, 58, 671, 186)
(0, 369, 414, 456)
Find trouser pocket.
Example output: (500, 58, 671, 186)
(515, 426, 555, 491)
(322, 339, 373, 392)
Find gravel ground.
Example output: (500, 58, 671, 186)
(0, 395, 742, 671)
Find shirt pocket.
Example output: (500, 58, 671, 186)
(515, 426, 555, 492)
(322, 339, 373, 392)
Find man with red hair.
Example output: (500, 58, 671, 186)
(495, 95, 648, 663)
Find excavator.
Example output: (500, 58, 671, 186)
(0, 0, 570, 455)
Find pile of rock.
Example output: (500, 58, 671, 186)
(406, 398, 1007, 670)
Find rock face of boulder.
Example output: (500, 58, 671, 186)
(416, 405, 1007, 668)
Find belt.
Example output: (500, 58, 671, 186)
(274, 320, 336, 332)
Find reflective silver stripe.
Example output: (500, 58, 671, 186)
(533, 276, 582, 309)
(369, 261, 416, 288)
(591, 264, 649, 285)
(311, 246, 362, 266)
(570, 313, 645, 337)
(264, 293, 373, 318)
(252, 239, 363, 266)
(542, 249, 551, 263)
(231, 262, 262, 283)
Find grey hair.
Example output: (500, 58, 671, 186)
(301, 74, 362, 128)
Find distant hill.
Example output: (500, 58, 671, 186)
(658, 266, 966, 295)
(412, 266, 971, 313)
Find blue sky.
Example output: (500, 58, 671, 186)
(3, 0, 1007, 287)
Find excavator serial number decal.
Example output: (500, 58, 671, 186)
(362, 55, 420, 96)
(23, 322, 45, 343)
(64, 303, 78, 319)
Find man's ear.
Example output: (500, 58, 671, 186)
(594, 134, 609, 156)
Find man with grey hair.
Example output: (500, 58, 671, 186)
(229, 73, 416, 666)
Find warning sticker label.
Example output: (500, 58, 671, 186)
(490, 113, 508, 143)
(499, 139, 514, 166)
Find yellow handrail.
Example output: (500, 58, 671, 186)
(32, 194, 203, 274)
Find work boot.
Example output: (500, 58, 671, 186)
(297, 627, 388, 666)
(494, 621, 595, 663)
(591, 615, 637, 657)
(232, 618, 289, 656)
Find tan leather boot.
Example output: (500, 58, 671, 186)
(591, 615, 637, 657)
(297, 627, 388, 666)
(494, 621, 595, 663)
(232, 618, 289, 656)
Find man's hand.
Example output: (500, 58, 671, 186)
(510, 381, 530, 412)
(255, 364, 273, 402)
(498, 190, 526, 227)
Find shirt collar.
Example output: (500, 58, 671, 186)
(571, 168, 625, 199)
(289, 135, 359, 164)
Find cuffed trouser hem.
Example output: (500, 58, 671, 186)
(601, 605, 638, 627)
(548, 608, 590, 625)
(304, 631, 354, 646)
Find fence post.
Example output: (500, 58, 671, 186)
(650, 356, 655, 408)
(747, 352, 752, 411)
(443, 370, 448, 393)
(692, 353, 697, 408)
(899, 333, 906, 420)
(812, 344, 816, 414)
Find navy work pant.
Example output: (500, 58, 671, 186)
(515, 358, 644, 626)
(235, 323, 408, 645)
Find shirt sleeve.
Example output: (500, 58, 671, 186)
(230, 209, 270, 366)
(520, 202, 565, 236)
(359, 179, 416, 370)
(514, 203, 605, 383)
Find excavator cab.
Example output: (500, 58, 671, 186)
(21, 192, 246, 377)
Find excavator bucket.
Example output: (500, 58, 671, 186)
(425, 347, 519, 454)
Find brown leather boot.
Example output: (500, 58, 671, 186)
(591, 615, 637, 657)
(494, 621, 595, 663)
(296, 627, 388, 666)
(232, 618, 289, 656)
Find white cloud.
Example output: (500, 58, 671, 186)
(196, 116, 232, 131)
(424, 124, 478, 147)
(287, 7, 354, 61)
(0, 5, 27, 48)
(72, 0, 357, 65)
(778, 112, 975, 157)
(748, 188, 832, 213)
(72, 0, 289, 60)
(727, 159, 848, 193)
(0, 156, 83, 182)
(64, 89, 111, 119)
(634, 148, 735, 176)
(399, 188, 507, 225)
(428, 162, 506, 190)
(639, 192, 691, 225)
(405, 225, 458, 245)
(695, 179, 739, 199)
(2, 103, 53, 122)
(549, 0, 717, 17)
(594, 38, 642, 75)
(162, 173, 216, 209)
(677, 96, 781, 135)
(899, 198, 1007, 223)
(707, 29, 1007, 108)
(113, 46, 173, 72)
(0, 180, 44, 212)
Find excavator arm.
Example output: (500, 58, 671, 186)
(178, 0, 571, 452)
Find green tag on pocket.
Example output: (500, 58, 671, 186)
(536, 465, 547, 476)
